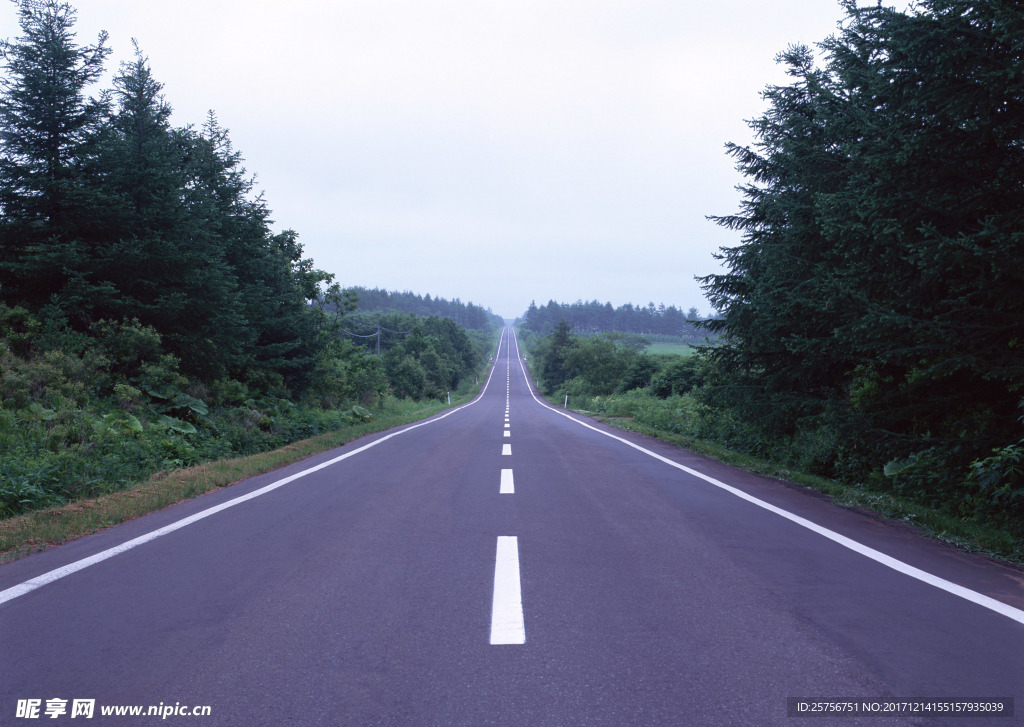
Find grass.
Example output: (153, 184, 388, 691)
(645, 342, 695, 356)
(0, 386, 484, 565)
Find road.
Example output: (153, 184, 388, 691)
(1, 327, 1022, 726)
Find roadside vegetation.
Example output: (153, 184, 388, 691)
(0, 306, 495, 521)
(347, 286, 503, 331)
(0, 2, 500, 541)
(0, 391, 483, 564)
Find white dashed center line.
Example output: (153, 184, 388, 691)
(490, 536, 525, 644)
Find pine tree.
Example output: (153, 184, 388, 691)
(701, 0, 1024, 487)
(88, 49, 251, 375)
(817, 0, 1024, 456)
(700, 43, 851, 433)
(0, 0, 111, 309)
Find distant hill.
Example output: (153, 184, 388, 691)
(348, 287, 503, 331)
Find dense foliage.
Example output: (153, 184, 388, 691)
(519, 299, 711, 340)
(699, 0, 1024, 526)
(340, 311, 491, 400)
(526, 321, 702, 401)
(0, 307, 390, 518)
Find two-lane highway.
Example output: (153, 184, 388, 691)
(1, 327, 1022, 725)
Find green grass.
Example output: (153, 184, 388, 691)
(645, 342, 694, 356)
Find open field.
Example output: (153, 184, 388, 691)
(645, 341, 694, 356)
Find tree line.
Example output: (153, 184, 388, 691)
(519, 299, 712, 340)
(699, 0, 1023, 525)
(347, 287, 503, 331)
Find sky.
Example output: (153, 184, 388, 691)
(3, 1, 857, 319)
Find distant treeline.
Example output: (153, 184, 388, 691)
(347, 287, 503, 331)
(518, 299, 713, 341)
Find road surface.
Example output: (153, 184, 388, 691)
(1, 327, 1022, 725)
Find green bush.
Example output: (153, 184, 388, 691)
(649, 358, 704, 398)
(966, 439, 1024, 527)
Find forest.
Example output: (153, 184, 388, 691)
(0, 2, 494, 521)
(519, 298, 711, 341)
(527, 0, 1024, 550)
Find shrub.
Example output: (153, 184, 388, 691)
(966, 439, 1024, 527)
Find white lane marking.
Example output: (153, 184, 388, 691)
(0, 331, 515, 608)
(503, 430, 511, 438)
(504, 422, 510, 428)
(490, 536, 525, 644)
(508, 329, 1024, 626)
(500, 469, 515, 494)
(502, 444, 512, 456)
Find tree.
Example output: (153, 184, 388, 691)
(700, 0, 1024, 495)
(82, 47, 250, 377)
(817, 0, 1024, 458)
(0, 0, 111, 309)
(700, 42, 850, 435)
(533, 320, 577, 394)
(563, 335, 635, 395)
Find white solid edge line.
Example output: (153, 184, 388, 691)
(500, 469, 515, 494)
(508, 329, 1024, 627)
(0, 330, 513, 608)
(490, 536, 526, 644)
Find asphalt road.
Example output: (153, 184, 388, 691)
(1, 327, 1022, 726)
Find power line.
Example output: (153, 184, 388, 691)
(337, 323, 413, 357)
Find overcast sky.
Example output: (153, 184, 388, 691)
(4, 1, 856, 319)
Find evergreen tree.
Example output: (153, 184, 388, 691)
(90, 48, 248, 375)
(818, 0, 1024, 457)
(701, 43, 851, 434)
(701, 0, 1024, 490)
(0, 0, 110, 310)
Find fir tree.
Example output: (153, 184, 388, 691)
(0, 0, 110, 310)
